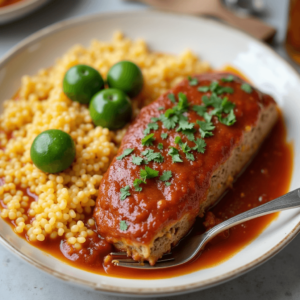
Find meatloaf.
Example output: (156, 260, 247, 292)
(94, 72, 278, 265)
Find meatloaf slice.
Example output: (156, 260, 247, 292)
(93, 72, 278, 265)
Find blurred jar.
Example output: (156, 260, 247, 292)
(286, 0, 300, 64)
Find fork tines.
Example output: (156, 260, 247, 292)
(109, 252, 174, 267)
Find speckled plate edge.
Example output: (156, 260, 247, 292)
(0, 10, 300, 297)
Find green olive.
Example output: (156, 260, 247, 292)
(63, 64, 104, 104)
(107, 61, 143, 97)
(89, 88, 132, 130)
(30, 129, 76, 173)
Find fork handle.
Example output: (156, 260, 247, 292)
(206, 188, 300, 240)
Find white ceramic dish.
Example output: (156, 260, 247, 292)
(0, 0, 50, 24)
(0, 10, 300, 298)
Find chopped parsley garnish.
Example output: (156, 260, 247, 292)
(120, 185, 131, 200)
(221, 97, 235, 113)
(140, 166, 159, 180)
(151, 117, 160, 122)
(177, 140, 194, 161)
(192, 105, 206, 117)
(142, 149, 164, 163)
(133, 178, 146, 192)
(158, 143, 163, 150)
(161, 133, 168, 140)
(132, 155, 146, 166)
(197, 120, 215, 138)
(177, 92, 189, 112)
(207, 81, 234, 95)
(202, 94, 222, 108)
(142, 133, 155, 146)
(159, 171, 172, 182)
(176, 120, 194, 132)
(222, 75, 234, 82)
(174, 136, 182, 144)
(165, 182, 172, 186)
(198, 86, 210, 92)
(143, 122, 159, 135)
(167, 93, 176, 103)
(219, 109, 236, 126)
(120, 220, 128, 231)
(158, 106, 165, 111)
(241, 83, 252, 93)
(159, 113, 178, 130)
(188, 76, 198, 86)
(168, 147, 183, 163)
(181, 129, 195, 141)
(117, 148, 134, 160)
(192, 138, 206, 153)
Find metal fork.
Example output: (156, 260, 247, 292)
(111, 188, 300, 269)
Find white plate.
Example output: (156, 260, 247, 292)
(0, 10, 300, 297)
(0, 0, 50, 24)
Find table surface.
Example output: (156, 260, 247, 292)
(1, 0, 300, 299)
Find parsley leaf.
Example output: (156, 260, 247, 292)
(210, 81, 219, 92)
(161, 133, 168, 140)
(222, 75, 234, 82)
(192, 105, 206, 117)
(241, 83, 252, 93)
(165, 182, 172, 186)
(158, 106, 165, 111)
(132, 155, 146, 166)
(197, 120, 215, 138)
(120, 185, 131, 200)
(174, 136, 182, 144)
(198, 86, 210, 92)
(177, 92, 189, 112)
(143, 122, 159, 135)
(159, 171, 172, 182)
(221, 97, 235, 113)
(120, 220, 128, 231)
(117, 148, 134, 160)
(168, 147, 183, 163)
(140, 166, 159, 180)
(158, 143, 163, 150)
(180, 142, 195, 161)
(168, 93, 176, 103)
(151, 117, 160, 122)
(202, 94, 222, 108)
(159, 113, 178, 130)
(181, 129, 195, 141)
(192, 138, 206, 153)
(217, 86, 234, 95)
(219, 109, 236, 126)
(133, 178, 146, 192)
(142, 133, 155, 146)
(176, 120, 194, 132)
(188, 76, 198, 86)
(142, 149, 164, 163)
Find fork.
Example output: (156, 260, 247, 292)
(110, 188, 300, 269)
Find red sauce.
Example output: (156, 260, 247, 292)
(0, 69, 293, 279)
(0, 0, 24, 8)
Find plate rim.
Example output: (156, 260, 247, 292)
(0, 10, 300, 297)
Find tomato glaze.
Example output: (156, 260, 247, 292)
(0, 69, 293, 280)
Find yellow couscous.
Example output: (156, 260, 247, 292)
(0, 32, 210, 249)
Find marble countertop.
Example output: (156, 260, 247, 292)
(1, 1, 300, 299)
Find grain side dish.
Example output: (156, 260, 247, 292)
(0, 32, 210, 249)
